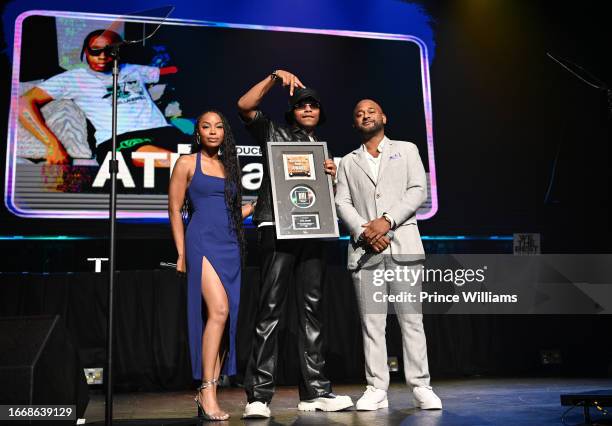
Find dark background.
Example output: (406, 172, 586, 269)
(416, 1, 611, 253)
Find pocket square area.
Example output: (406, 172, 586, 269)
(389, 153, 401, 159)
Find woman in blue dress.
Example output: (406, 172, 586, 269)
(168, 110, 254, 421)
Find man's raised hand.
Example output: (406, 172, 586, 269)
(273, 70, 306, 96)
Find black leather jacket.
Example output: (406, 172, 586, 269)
(244, 110, 318, 224)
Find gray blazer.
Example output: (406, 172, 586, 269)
(335, 136, 427, 270)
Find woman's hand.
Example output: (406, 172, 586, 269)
(242, 201, 256, 219)
(176, 255, 186, 276)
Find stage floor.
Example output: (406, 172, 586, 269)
(84, 378, 612, 425)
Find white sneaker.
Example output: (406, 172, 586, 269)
(242, 401, 271, 418)
(297, 393, 354, 412)
(413, 386, 442, 410)
(356, 385, 388, 410)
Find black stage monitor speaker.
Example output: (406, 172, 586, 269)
(0, 315, 89, 417)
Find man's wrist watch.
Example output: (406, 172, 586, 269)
(382, 213, 393, 228)
(270, 70, 280, 81)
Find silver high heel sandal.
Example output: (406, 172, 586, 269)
(194, 379, 229, 421)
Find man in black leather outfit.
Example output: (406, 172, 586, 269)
(238, 70, 353, 418)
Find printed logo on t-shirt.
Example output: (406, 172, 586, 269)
(103, 79, 146, 104)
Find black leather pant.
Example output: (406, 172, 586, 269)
(245, 226, 332, 403)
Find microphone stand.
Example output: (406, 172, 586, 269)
(105, 42, 121, 426)
(99, 9, 174, 424)
(547, 52, 611, 117)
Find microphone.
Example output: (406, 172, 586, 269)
(159, 261, 177, 270)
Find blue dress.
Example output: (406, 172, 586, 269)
(186, 151, 240, 378)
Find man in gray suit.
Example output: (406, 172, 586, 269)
(335, 99, 442, 411)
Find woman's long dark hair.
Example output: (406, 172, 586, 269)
(184, 110, 245, 261)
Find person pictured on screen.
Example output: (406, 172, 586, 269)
(237, 70, 353, 418)
(19, 29, 187, 166)
(335, 99, 442, 411)
(168, 109, 255, 421)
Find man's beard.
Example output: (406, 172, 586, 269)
(358, 121, 384, 137)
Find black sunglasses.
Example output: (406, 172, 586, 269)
(86, 46, 107, 56)
(293, 101, 320, 110)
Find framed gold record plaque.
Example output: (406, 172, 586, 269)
(266, 142, 339, 239)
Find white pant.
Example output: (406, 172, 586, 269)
(352, 256, 431, 391)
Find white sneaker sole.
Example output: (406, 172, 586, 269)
(242, 411, 271, 419)
(297, 399, 354, 412)
(242, 406, 271, 418)
(356, 398, 389, 411)
(418, 401, 442, 410)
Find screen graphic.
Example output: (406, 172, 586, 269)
(6, 11, 438, 220)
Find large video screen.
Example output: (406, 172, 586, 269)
(5, 10, 437, 220)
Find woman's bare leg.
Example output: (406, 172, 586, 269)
(198, 256, 230, 419)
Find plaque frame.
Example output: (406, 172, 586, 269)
(267, 141, 339, 239)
